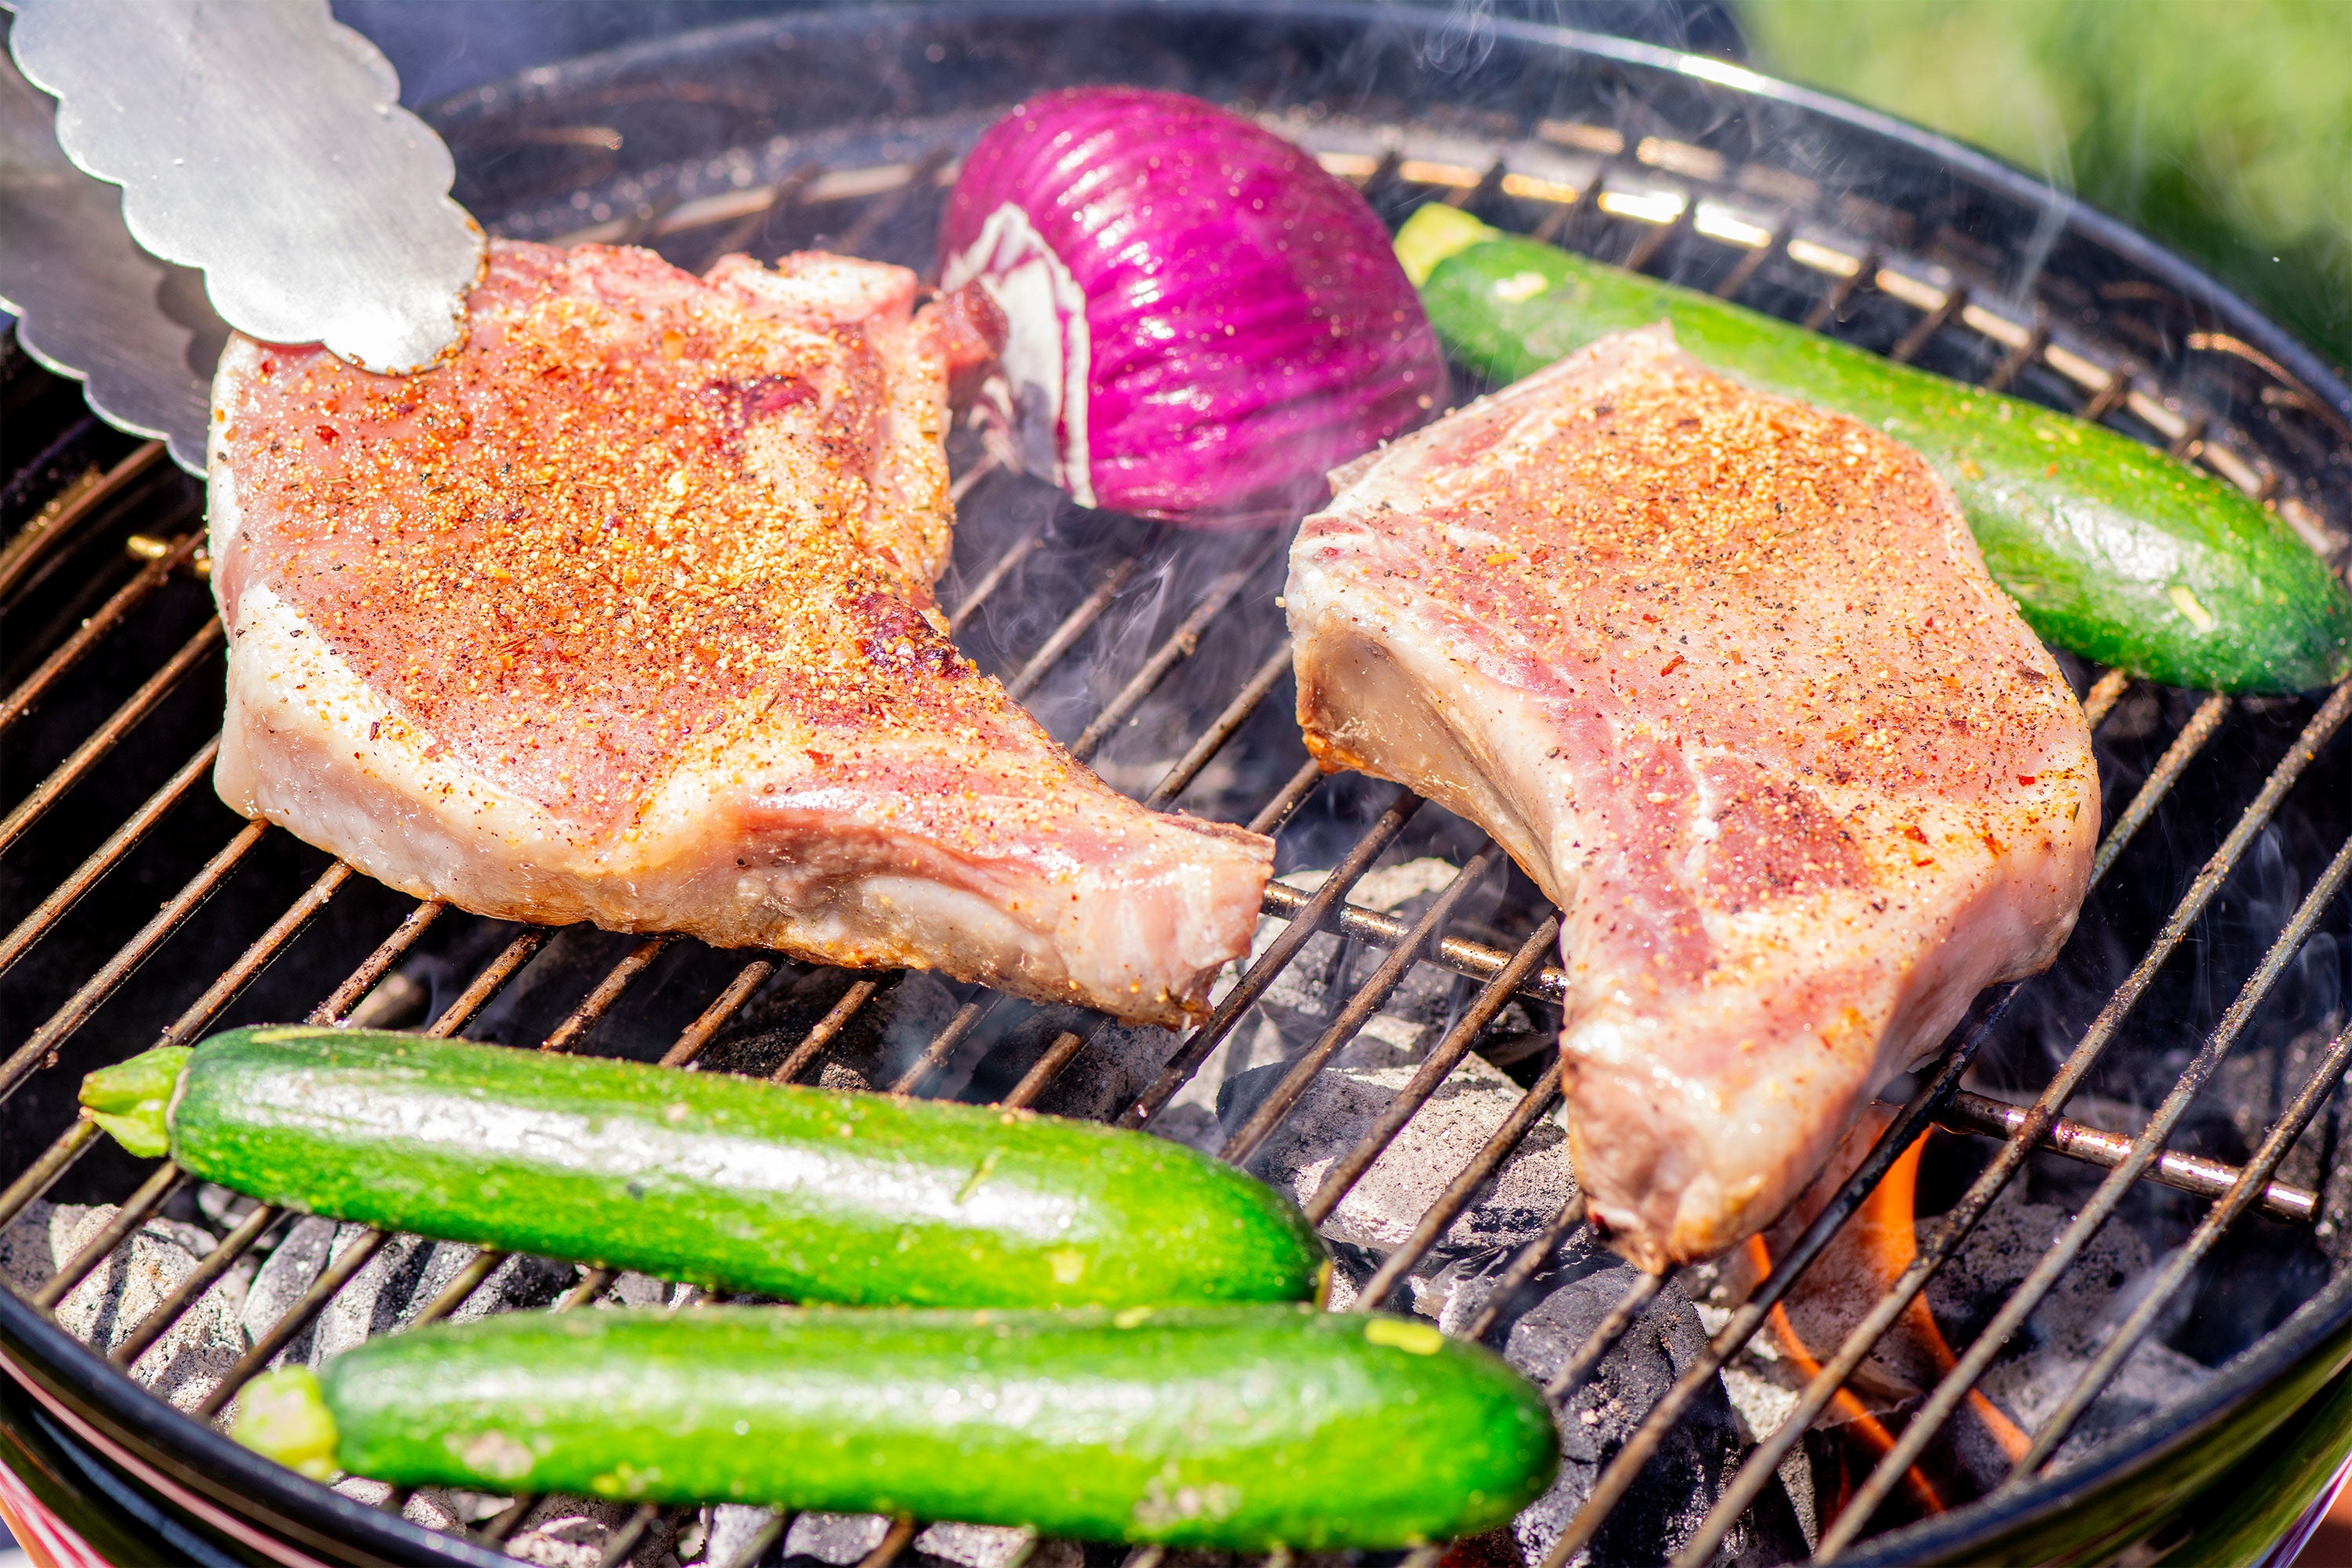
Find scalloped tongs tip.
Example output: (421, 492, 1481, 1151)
(0, 0, 484, 473)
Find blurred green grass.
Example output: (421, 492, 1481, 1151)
(1738, 0, 2352, 375)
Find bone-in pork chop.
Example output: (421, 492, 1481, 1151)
(1287, 324, 2096, 1268)
(209, 240, 1272, 1026)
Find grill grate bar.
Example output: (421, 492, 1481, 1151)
(893, 995, 1007, 1096)
(1258, 880, 1570, 1006)
(2016, 1012, 2352, 1480)
(0, 530, 200, 736)
(108, 1200, 280, 1370)
(856, 1515, 918, 1568)
(1353, 1056, 1566, 1312)
(593, 1502, 665, 1568)
(426, 928, 553, 1039)
(31, 1163, 188, 1312)
(158, 860, 354, 1051)
(710, 1515, 796, 1568)
(942, 508, 1041, 637)
(1532, 162, 1597, 245)
(540, 936, 673, 1054)
(948, 452, 1004, 508)
(1069, 535, 1283, 763)
(1305, 914, 1561, 1225)
(1620, 200, 1692, 275)
(1004, 557, 1141, 702)
(1116, 787, 1423, 1131)
(829, 147, 952, 259)
(772, 978, 880, 1085)
(0, 738, 218, 983)
(1142, 645, 1292, 811)
(0, 1120, 100, 1234)
(1219, 848, 1501, 1168)
(408, 1247, 511, 1332)
(2078, 669, 2132, 730)
(661, 960, 778, 1069)
(1711, 224, 1790, 301)
(475, 1493, 537, 1547)
(1801, 249, 1877, 333)
(1982, 319, 2052, 394)
(2077, 367, 2131, 424)
(1933, 1087, 2318, 1222)
(1001, 1026, 1092, 1109)
(1671, 678, 2352, 1568)
(1244, 757, 1326, 838)
(0, 443, 164, 603)
(0, 820, 268, 1105)
(0, 616, 223, 858)
(677, 163, 829, 259)
(193, 1228, 390, 1419)
(1888, 285, 1969, 365)
(310, 900, 448, 1025)
(1816, 819, 2352, 1558)
(2089, 691, 2231, 886)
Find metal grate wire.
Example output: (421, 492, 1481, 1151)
(1, 89, 2349, 1568)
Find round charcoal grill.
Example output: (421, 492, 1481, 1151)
(5, 5, 2352, 1566)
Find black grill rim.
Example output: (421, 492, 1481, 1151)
(0, 1286, 506, 1568)
(4, 5, 2352, 1565)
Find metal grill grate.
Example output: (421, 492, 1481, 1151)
(5, 13, 2352, 1568)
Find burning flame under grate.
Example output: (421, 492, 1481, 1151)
(4, 16, 2352, 1568)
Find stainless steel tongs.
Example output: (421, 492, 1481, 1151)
(0, 0, 483, 472)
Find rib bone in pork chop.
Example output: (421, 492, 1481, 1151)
(1287, 325, 2096, 1268)
(209, 240, 1272, 1026)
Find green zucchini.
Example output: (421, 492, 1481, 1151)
(82, 1027, 1324, 1309)
(231, 1305, 1559, 1549)
(1396, 205, 2352, 694)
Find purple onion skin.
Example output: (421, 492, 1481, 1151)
(942, 86, 1447, 529)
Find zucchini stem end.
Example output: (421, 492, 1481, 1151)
(1394, 205, 1499, 287)
(231, 1367, 341, 1481)
(78, 1044, 192, 1160)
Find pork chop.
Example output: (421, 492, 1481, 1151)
(208, 240, 1272, 1026)
(1286, 324, 2096, 1268)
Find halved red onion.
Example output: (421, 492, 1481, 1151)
(941, 86, 1447, 528)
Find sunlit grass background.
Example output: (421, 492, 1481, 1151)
(1736, 0, 2352, 375)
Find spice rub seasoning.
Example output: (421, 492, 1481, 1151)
(216, 243, 961, 828)
(1286, 321, 2096, 1267)
(205, 240, 1272, 1026)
